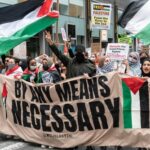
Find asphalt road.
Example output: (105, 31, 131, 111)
(0, 134, 139, 150)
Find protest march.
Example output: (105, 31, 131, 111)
(0, 0, 149, 149)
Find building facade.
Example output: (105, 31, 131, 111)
(87, 0, 135, 48)
(0, 0, 135, 57)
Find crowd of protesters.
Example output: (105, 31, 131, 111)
(0, 32, 149, 83)
(0, 32, 149, 149)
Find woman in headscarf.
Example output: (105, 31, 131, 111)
(22, 57, 39, 83)
(127, 52, 141, 77)
(141, 58, 150, 78)
(96, 56, 114, 74)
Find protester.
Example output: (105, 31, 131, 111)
(141, 58, 150, 78)
(137, 58, 150, 150)
(37, 57, 61, 83)
(139, 51, 149, 64)
(0, 58, 4, 73)
(19, 59, 28, 71)
(1, 56, 11, 74)
(5, 57, 23, 79)
(45, 31, 96, 78)
(35, 53, 49, 68)
(22, 57, 38, 83)
(127, 52, 141, 77)
(96, 55, 114, 150)
(96, 56, 114, 74)
(60, 62, 67, 80)
(4, 57, 23, 139)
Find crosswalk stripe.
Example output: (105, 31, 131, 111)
(0, 142, 26, 150)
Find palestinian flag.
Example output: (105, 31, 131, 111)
(0, 0, 59, 55)
(122, 78, 150, 129)
(118, 0, 150, 45)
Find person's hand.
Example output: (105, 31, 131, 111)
(30, 75, 35, 83)
(141, 76, 149, 81)
(14, 75, 21, 80)
(66, 41, 71, 49)
(122, 59, 130, 68)
(83, 73, 90, 79)
(61, 73, 66, 80)
(39, 54, 49, 60)
(45, 31, 54, 45)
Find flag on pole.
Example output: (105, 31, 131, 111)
(0, 0, 59, 55)
(118, 0, 150, 45)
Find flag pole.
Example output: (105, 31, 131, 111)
(56, 0, 59, 45)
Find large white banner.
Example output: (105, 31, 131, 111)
(0, 73, 150, 148)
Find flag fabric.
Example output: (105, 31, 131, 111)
(2, 83, 7, 97)
(122, 78, 149, 129)
(118, 0, 150, 45)
(0, 0, 59, 55)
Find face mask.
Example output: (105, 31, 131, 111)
(8, 64, 15, 69)
(43, 64, 49, 71)
(30, 65, 36, 71)
(75, 52, 85, 63)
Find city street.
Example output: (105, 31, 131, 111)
(0, 134, 46, 150)
(0, 134, 138, 150)
(0, 0, 149, 149)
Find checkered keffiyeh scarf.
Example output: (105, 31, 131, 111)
(97, 61, 114, 74)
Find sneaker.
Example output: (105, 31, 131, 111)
(6, 135, 13, 139)
(13, 136, 20, 140)
(41, 145, 46, 148)
(49, 146, 53, 149)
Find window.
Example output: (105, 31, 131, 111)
(53, 0, 69, 15)
(67, 24, 76, 39)
(69, 0, 84, 18)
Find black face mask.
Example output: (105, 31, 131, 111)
(43, 64, 49, 71)
(75, 52, 85, 63)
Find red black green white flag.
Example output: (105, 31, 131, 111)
(118, 0, 150, 45)
(0, 0, 59, 55)
(122, 77, 149, 129)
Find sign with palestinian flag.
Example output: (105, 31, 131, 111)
(118, 0, 150, 45)
(91, 2, 112, 29)
(0, 0, 59, 55)
(0, 73, 150, 148)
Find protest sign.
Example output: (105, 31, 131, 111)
(61, 28, 68, 41)
(106, 43, 129, 61)
(91, 3, 112, 30)
(91, 43, 101, 53)
(0, 73, 150, 148)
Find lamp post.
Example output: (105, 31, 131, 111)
(114, 0, 118, 43)
(86, 0, 91, 48)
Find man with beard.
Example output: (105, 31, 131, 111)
(45, 31, 96, 78)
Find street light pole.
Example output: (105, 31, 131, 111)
(86, 0, 91, 48)
(114, 0, 118, 43)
